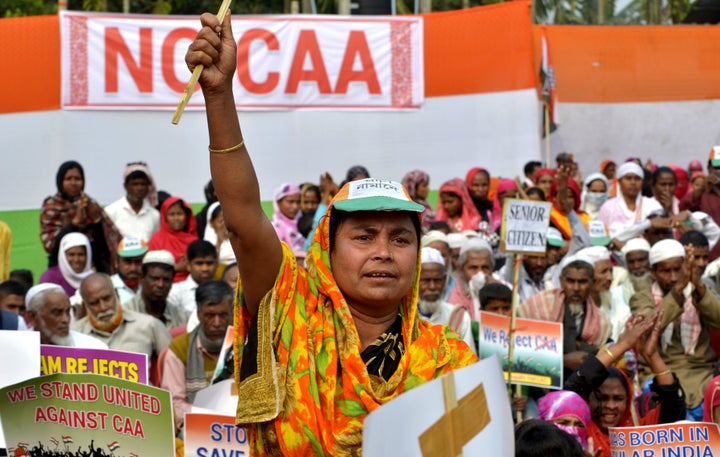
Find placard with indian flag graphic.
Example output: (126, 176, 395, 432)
(609, 422, 720, 456)
(184, 413, 250, 457)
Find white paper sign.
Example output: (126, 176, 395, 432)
(362, 355, 514, 456)
(500, 199, 552, 254)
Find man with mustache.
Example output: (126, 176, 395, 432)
(111, 236, 148, 305)
(161, 280, 233, 429)
(26, 283, 107, 349)
(74, 273, 171, 374)
(520, 257, 611, 379)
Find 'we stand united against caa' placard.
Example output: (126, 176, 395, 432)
(500, 199, 552, 255)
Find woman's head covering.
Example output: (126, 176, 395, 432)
(58, 232, 93, 289)
(668, 164, 688, 200)
(600, 160, 616, 174)
(402, 170, 430, 202)
(538, 390, 591, 449)
(549, 178, 582, 211)
(55, 161, 85, 199)
(272, 183, 305, 252)
(617, 162, 644, 180)
(702, 375, 720, 422)
(465, 167, 488, 190)
(584, 173, 609, 191)
(496, 179, 518, 197)
(689, 160, 704, 173)
(533, 168, 556, 184)
(123, 162, 158, 207)
(691, 171, 707, 183)
(436, 178, 481, 232)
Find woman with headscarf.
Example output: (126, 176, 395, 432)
(493, 179, 519, 232)
(40, 161, 121, 274)
(436, 178, 481, 233)
(565, 312, 686, 457)
(702, 375, 720, 425)
(39, 232, 93, 297)
(402, 170, 436, 228)
(195, 179, 218, 239)
(600, 160, 618, 198)
(149, 196, 198, 282)
(465, 167, 495, 224)
(538, 390, 591, 450)
(533, 168, 556, 201)
(580, 173, 609, 219)
(549, 166, 594, 241)
(204, 202, 235, 267)
(271, 183, 306, 254)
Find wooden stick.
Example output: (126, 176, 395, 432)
(507, 255, 521, 422)
(171, 0, 234, 125)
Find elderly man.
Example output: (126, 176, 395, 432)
(161, 280, 233, 429)
(520, 257, 611, 376)
(123, 250, 189, 329)
(112, 236, 148, 305)
(26, 283, 107, 348)
(630, 239, 720, 420)
(446, 238, 498, 320)
(417, 247, 475, 353)
(104, 162, 160, 241)
(73, 273, 171, 366)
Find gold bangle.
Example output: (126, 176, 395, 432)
(654, 369, 671, 377)
(603, 346, 617, 362)
(209, 140, 244, 154)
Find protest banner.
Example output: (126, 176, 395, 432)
(478, 311, 563, 389)
(362, 355, 513, 456)
(40, 345, 149, 384)
(500, 199, 552, 255)
(0, 372, 174, 455)
(609, 422, 720, 456)
(184, 413, 249, 457)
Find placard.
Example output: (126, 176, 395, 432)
(500, 199, 552, 255)
(478, 311, 563, 389)
(0, 373, 175, 455)
(184, 413, 249, 457)
(40, 345, 149, 384)
(609, 422, 720, 456)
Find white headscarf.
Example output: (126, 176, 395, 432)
(58, 232, 93, 289)
(617, 162, 644, 180)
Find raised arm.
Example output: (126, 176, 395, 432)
(186, 13, 282, 315)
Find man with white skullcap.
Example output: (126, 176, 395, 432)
(418, 247, 476, 354)
(421, 230, 455, 297)
(446, 238, 499, 321)
(520, 255, 611, 377)
(597, 161, 665, 240)
(26, 283, 108, 349)
(630, 238, 720, 419)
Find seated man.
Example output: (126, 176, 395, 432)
(168, 240, 218, 331)
(446, 238, 498, 320)
(630, 238, 720, 421)
(74, 273, 171, 372)
(112, 236, 148, 305)
(26, 283, 107, 348)
(417, 247, 475, 353)
(123, 250, 189, 329)
(104, 162, 160, 241)
(161, 280, 233, 429)
(0, 280, 28, 329)
(520, 257, 611, 378)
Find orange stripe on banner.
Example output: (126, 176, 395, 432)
(0, 15, 60, 114)
(423, 2, 536, 97)
(533, 25, 720, 103)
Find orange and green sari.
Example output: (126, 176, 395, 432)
(232, 204, 477, 456)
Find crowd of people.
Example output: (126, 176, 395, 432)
(3, 13, 720, 456)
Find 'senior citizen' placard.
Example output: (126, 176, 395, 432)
(501, 199, 552, 255)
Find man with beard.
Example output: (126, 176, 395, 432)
(498, 248, 550, 305)
(161, 280, 233, 429)
(122, 250, 189, 329)
(520, 258, 611, 378)
(74, 273, 171, 372)
(26, 283, 107, 348)
(104, 162, 160, 241)
(446, 238, 499, 321)
(417, 247, 475, 353)
(609, 238, 652, 340)
(630, 238, 720, 421)
(111, 236, 148, 305)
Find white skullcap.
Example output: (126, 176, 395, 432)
(142, 250, 176, 268)
(421, 247, 445, 267)
(462, 230, 480, 240)
(559, 254, 594, 275)
(576, 246, 611, 265)
(649, 239, 685, 266)
(421, 230, 448, 247)
(617, 162, 644, 180)
(447, 233, 465, 249)
(621, 237, 651, 261)
(25, 283, 65, 309)
(459, 238, 493, 258)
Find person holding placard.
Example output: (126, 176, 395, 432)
(183, 15, 477, 455)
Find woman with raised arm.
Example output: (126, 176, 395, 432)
(185, 13, 477, 455)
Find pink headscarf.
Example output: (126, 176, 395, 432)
(538, 390, 591, 449)
(492, 179, 518, 231)
(436, 178, 481, 232)
(702, 375, 720, 423)
(272, 183, 305, 252)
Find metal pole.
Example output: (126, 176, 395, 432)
(338, 0, 351, 15)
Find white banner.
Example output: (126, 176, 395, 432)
(60, 12, 424, 110)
